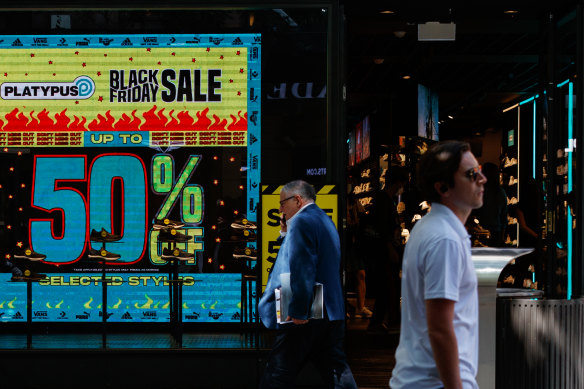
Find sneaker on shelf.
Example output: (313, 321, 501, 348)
(230, 229, 257, 242)
(14, 247, 46, 261)
(153, 218, 185, 230)
(162, 247, 195, 261)
(90, 228, 122, 242)
(88, 247, 121, 261)
(355, 306, 373, 318)
(233, 246, 258, 260)
(230, 217, 257, 230)
(158, 228, 192, 243)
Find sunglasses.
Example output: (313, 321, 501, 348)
(465, 166, 483, 181)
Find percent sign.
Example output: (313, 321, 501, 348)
(152, 155, 203, 224)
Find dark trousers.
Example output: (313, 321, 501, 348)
(259, 319, 357, 389)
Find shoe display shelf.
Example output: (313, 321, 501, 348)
(156, 219, 194, 347)
(89, 228, 122, 348)
(11, 248, 49, 348)
(228, 217, 259, 344)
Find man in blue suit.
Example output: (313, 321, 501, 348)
(259, 180, 357, 388)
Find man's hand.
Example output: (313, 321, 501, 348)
(286, 316, 308, 325)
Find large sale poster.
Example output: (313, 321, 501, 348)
(0, 34, 261, 323)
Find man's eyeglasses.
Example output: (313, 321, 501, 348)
(465, 166, 483, 182)
(279, 195, 296, 206)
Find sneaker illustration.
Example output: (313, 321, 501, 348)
(11, 269, 47, 282)
(162, 247, 195, 261)
(153, 218, 185, 230)
(233, 246, 258, 259)
(88, 247, 121, 261)
(230, 229, 257, 242)
(90, 228, 122, 242)
(230, 217, 257, 230)
(14, 247, 46, 261)
(158, 228, 192, 243)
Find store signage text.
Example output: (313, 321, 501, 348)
(110, 69, 222, 103)
(267, 82, 326, 100)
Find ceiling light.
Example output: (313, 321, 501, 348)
(393, 31, 406, 38)
(380, 10, 394, 14)
(504, 10, 519, 15)
(448, 115, 454, 119)
(373, 58, 384, 65)
(402, 75, 411, 80)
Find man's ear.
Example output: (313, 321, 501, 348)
(435, 182, 448, 195)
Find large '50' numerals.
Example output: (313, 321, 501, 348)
(30, 155, 147, 264)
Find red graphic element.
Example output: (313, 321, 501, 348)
(48, 60, 53, 64)
(75, 51, 79, 55)
(236, 50, 241, 55)
(171, 52, 176, 56)
(53, 73, 56, 76)
(98, 96, 104, 102)
(129, 57, 133, 61)
(229, 79, 233, 83)
(240, 68, 244, 73)
(237, 91, 241, 96)
(30, 53, 35, 57)
(206, 47, 210, 52)
(147, 48, 151, 52)
(1, 106, 247, 132)
(220, 55, 224, 60)
(3, 73, 7, 77)
(97, 71, 101, 76)
(114, 110, 141, 131)
(25, 73, 28, 76)
(82, 62, 86, 67)
(228, 111, 247, 132)
(192, 58, 196, 63)
(104, 53, 107, 57)
(157, 61, 162, 65)
(88, 110, 116, 131)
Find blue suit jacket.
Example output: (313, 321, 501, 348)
(259, 203, 345, 329)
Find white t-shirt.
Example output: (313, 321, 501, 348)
(390, 203, 479, 389)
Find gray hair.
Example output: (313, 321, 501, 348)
(282, 180, 316, 201)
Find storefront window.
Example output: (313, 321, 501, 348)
(0, 6, 330, 326)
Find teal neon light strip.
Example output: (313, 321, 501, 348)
(567, 82, 573, 299)
(533, 99, 536, 179)
(557, 79, 570, 88)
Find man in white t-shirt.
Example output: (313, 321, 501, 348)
(390, 140, 486, 389)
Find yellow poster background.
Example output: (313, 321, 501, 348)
(0, 47, 248, 131)
(260, 185, 338, 290)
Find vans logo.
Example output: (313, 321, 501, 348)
(32, 38, 48, 47)
(141, 37, 159, 46)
